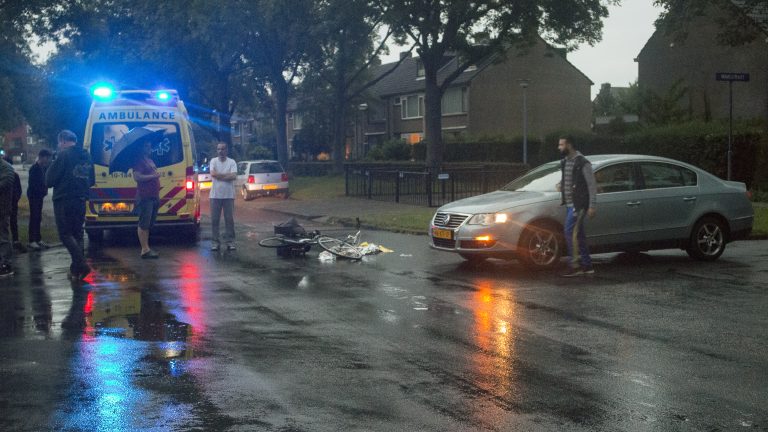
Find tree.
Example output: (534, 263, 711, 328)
(306, 0, 414, 171)
(0, 0, 52, 132)
(30, 0, 258, 149)
(654, 0, 768, 46)
(239, 0, 323, 165)
(379, 0, 614, 168)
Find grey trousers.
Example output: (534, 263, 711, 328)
(210, 198, 235, 245)
(0, 214, 11, 267)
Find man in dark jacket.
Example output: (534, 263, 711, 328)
(46, 130, 95, 280)
(0, 157, 15, 277)
(27, 149, 52, 251)
(557, 135, 597, 277)
(6, 157, 26, 254)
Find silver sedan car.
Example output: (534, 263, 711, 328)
(430, 155, 754, 269)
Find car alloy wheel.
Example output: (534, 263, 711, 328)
(696, 222, 724, 257)
(528, 230, 559, 266)
(520, 224, 562, 269)
(687, 216, 727, 261)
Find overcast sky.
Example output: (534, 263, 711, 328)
(380, 1, 664, 98)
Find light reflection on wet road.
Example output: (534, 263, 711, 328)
(1, 204, 767, 431)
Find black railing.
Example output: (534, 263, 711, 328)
(345, 164, 528, 207)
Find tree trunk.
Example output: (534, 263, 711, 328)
(332, 85, 347, 173)
(423, 63, 443, 171)
(273, 78, 289, 165)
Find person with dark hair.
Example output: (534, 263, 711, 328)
(0, 157, 15, 277)
(556, 135, 597, 277)
(27, 149, 52, 251)
(5, 156, 26, 253)
(46, 130, 95, 280)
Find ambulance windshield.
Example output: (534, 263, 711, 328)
(90, 122, 183, 168)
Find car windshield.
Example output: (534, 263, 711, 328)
(500, 162, 561, 192)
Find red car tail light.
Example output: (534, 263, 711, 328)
(281, 173, 289, 182)
(248, 175, 255, 184)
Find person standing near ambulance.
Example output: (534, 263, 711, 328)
(27, 149, 52, 251)
(46, 130, 95, 280)
(133, 140, 161, 259)
(209, 142, 237, 251)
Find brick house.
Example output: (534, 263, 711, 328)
(287, 37, 593, 159)
(636, 1, 768, 121)
(1, 122, 50, 163)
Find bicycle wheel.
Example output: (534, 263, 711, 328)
(259, 236, 288, 248)
(318, 236, 363, 260)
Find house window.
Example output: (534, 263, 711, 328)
(401, 95, 423, 119)
(441, 87, 467, 114)
(368, 103, 385, 122)
(416, 60, 425, 79)
(293, 112, 303, 130)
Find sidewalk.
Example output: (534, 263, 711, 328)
(262, 197, 434, 235)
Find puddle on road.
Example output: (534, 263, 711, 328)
(52, 255, 214, 431)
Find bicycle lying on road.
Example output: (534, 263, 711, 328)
(258, 228, 364, 260)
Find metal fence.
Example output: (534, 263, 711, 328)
(345, 164, 528, 207)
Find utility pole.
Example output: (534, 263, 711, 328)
(518, 79, 530, 165)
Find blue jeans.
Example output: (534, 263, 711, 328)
(564, 206, 592, 269)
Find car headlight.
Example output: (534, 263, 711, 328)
(468, 213, 508, 225)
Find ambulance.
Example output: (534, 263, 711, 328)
(83, 86, 201, 241)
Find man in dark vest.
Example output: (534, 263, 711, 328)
(557, 135, 597, 277)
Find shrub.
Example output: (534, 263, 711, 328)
(248, 145, 274, 160)
(381, 139, 413, 161)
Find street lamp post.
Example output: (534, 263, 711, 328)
(518, 79, 530, 165)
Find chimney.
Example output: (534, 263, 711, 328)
(400, 51, 412, 60)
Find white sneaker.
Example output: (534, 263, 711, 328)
(28, 242, 41, 251)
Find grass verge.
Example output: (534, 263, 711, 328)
(289, 175, 345, 201)
(332, 208, 434, 235)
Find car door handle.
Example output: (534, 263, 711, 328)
(626, 201, 641, 207)
(683, 196, 697, 202)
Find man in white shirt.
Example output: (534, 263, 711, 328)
(209, 142, 238, 251)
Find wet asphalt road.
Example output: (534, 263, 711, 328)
(1, 197, 767, 431)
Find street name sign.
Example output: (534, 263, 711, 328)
(716, 73, 750, 82)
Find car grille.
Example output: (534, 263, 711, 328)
(432, 213, 469, 229)
(432, 238, 456, 249)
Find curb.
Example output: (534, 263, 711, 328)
(262, 207, 428, 236)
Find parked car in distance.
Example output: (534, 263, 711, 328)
(235, 160, 289, 201)
(197, 164, 212, 191)
(430, 155, 754, 269)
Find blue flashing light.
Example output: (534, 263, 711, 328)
(91, 83, 116, 101)
(156, 91, 171, 102)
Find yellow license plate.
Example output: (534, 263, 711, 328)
(432, 228, 453, 240)
(263, 184, 279, 190)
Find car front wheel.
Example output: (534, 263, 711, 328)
(686, 216, 727, 261)
(518, 223, 563, 270)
